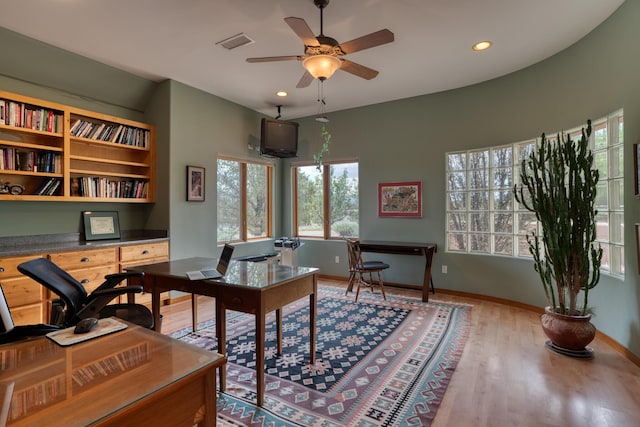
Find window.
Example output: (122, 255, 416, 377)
(446, 110, 624, 277)
(217, 157, 272, 243)
(293, 161, 359, 239)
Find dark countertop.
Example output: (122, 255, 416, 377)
(0, 230, 169, 257)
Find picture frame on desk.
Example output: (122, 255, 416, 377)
(187, 165, 205, 202)
(378, 181, 422, 217)
(82, 211, 121, 241)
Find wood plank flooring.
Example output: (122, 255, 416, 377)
(159, 278, 640, 427)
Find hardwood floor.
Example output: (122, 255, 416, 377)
(159, 278, 640, 427)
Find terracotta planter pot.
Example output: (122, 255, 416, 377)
(540, 306, 596, 352)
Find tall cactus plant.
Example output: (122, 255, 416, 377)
(514, 120, 602, 316)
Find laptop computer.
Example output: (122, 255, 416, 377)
(186, 243, 234, 280)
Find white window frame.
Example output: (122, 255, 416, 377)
(445, 110, 624, 277)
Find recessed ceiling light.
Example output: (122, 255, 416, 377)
(472, 41, 492, 51)
(276, 91, 288, 97)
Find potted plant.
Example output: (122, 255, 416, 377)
(513, 119, 602, 357)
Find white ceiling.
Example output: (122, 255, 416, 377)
(0, 0, 624, 119)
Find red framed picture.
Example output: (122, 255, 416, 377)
(378, 181, 422, 217)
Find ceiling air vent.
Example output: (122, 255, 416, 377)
(216, 33, 255, 50)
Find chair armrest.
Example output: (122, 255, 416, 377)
(89, 285, 144, 298)
(0, 324, 61, 344)
(97, 271, 145, 290)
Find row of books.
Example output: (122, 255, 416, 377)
(0, 340, 52, 370)
(69, 119, 150, 148)
(0, 148, 62, 173)
(33, 178, 62, 196)
(71, 176, 149, 199)
(0, 99, 63, 133)
(5, 377, 65, 422)
(71, 343, 150, 389)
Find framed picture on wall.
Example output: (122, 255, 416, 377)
(378, 181, 422, 217)
(187, 165, 205, 202)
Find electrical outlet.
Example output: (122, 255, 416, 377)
(442, 265, 448, 274)
(335, 256, 340, 264)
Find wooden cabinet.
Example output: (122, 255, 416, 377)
(0, 241, 169, 326)
(49, 248, 118, 294)
(119, 241, 170, 306)
(0, 254, 46, 325)
(0, 90, 155, 202)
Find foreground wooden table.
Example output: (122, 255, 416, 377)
(0, 321, 225, 426)
(127, 258, 319, 407)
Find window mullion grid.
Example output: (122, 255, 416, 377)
(323, 165, 330, 239)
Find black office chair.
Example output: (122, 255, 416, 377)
(345, 238, 390, 301)
(0, 283, 60, 344)
(17, 258, 154, 329)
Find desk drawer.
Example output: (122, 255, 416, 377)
(50, 248, 117, 270)
(120, 242, 169, 263)
(0, 254, 45, 279)
(10, 304, 43, 325)
(2, 276, 44, 307)
(67, 265, 117, 294)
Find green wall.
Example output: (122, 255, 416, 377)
(0, 1, 639, 357)
(288, 0, 640, 356)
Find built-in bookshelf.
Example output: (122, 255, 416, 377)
(0, 90, 155, 202)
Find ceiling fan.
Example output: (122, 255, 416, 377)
(246, 0, 394, 88)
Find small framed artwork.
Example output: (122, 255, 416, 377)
(82, 211, 121, 241)
(187, 165, 205, 202)
(634, 144, 640, 196)
(378, 181, 422, 217)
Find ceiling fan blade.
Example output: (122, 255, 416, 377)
(339, 29, 394, 54)
(246, 55, 302, 63)
(339, 59, 379, 80)
(285, 17, 320, 46)
(296, 71, 314, 88)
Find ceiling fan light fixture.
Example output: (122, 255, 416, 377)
(303, 55, 341, 80)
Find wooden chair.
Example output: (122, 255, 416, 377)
(345, 238, 389, 301)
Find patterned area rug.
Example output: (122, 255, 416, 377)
(170, 286, 471, 426)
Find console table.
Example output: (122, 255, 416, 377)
(357, 241, 437, 302)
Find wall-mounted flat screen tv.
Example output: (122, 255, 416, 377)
(260, 118, 299, 158)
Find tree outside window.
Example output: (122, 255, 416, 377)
(294, 161, 359, 239)
(217, 157, 271, 243)
(445, 110, 624, 278)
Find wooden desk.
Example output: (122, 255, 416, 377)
(127, 258, 319, 407)
(0, 322, 225, 426)
(357, 241, 437, 302)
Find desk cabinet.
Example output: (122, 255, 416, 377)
(0, 255, 46, 324)
(0, 241, 169, 326)
(49, 248, 118, 294)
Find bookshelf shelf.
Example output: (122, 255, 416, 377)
(0, 90, 155, 202)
